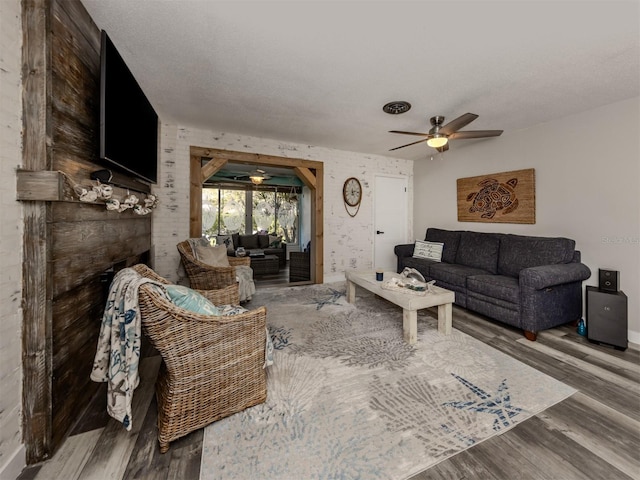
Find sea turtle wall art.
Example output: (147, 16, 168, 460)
(457, 168, 535, 224)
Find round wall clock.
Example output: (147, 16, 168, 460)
(343, 177, 362, 217)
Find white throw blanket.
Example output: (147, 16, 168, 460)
(90, 268, 165, 430)
(236, 265, 256, 302)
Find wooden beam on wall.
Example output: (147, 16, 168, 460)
(189, 150, 203, 238)
(201, 157, 228, 184)
(22, 0, 53, 464)
(313, 164, 324, 284)
(293, 167, 316, 189)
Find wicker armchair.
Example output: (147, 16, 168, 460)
(177, 239, 251, 290)
(131, 264, 267, 453)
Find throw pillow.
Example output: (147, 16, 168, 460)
(413, 240, 444, 262)
(216, 235, 235, 254)
(268, 234, 283, 248)
(194, 244, 230, 267)
(165, 285, 220, 315)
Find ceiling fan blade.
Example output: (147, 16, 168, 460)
(389, 138, 429, 151)
(439, 113, 479, 135)
(436, 143, 450, 153)
(389, 130, 430, 136)
(448, 130, 503, 139)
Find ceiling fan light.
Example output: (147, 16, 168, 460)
(249, 175, 264, 185)
(426, 136, 448, 148)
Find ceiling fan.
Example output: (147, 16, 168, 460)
(389, 113, 503, 152)
(239, 168, 272, 185)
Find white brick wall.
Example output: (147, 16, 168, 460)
(152, 126, 413, 284)
(0, 0, 25, 476)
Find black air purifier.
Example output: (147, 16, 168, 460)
(586, 286, 628, 350)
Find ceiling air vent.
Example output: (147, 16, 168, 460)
(383, 101, 411, 115)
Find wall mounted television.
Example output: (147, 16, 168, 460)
(100, 30, 158, 184)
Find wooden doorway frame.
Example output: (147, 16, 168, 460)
(189, 146, 323, 284)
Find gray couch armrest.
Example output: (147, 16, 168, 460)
(394, 243, 415, 258)
(520, 263, 591, 290)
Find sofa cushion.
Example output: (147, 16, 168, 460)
(455, 232, 500, 274)
(498, 235, 576, 278)
(467, 274, 520, 304)
(413, 240, 443, 262)
(425, 228, 461, 264)
(239, 234, 259, 249)
(429, 263, 491, 289)
(257, 234, 270, 249)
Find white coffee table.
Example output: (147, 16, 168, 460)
(345, 270, 455, 344)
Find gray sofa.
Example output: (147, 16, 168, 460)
(394, 228, 591, 340)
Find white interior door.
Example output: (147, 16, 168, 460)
(374, 175, 408, 271)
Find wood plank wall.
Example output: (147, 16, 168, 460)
(22, 0, 152, 463)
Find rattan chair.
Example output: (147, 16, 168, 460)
(132, 264, 267, 453)
(177, 239, 251, 290)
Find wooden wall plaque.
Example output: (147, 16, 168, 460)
(457, 168, 535, 224)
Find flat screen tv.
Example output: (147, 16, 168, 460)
(100, 30, 158, 184)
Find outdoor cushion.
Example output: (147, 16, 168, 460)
(257, 234, 270, 248)
(239, 234, 259, 249)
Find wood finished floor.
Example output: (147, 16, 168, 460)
(18, 277, 640, 480)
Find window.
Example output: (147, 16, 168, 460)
(203, 187, 300, 244)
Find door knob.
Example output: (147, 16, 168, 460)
(376, 230, 385, 234)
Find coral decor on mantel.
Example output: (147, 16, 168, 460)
(61, 171, 159, 215)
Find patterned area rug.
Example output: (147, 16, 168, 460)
(200, 282, 575, 479)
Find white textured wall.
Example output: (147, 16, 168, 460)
(414, 97, 640, 344)
(152, 126, 413, 284)
(0, 0, 25, 476)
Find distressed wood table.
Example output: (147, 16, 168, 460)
(345, 270, 455, 344)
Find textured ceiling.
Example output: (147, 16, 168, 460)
(81, 0, 640, 162)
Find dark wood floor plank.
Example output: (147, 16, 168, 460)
(486, 335, 573, 381)
(504, 415, 634, 480)
(122, 397, 171, 480)
(166, 435, 203, 480)
(459, 434, 552, 480)
(534, 332, 640, 384)
(538, 392, 640, 478)
(77, 357, 161, 480)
